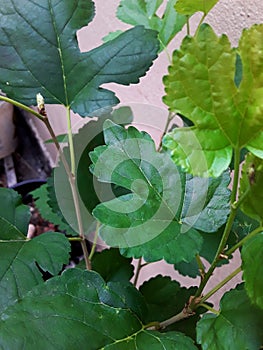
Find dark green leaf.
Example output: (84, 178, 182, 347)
(92, 248, 134, 283)
(0, 1, 159, 115)
(117, 0, 187, 50)
(239, 154, 263, 222)
(0, 187, 30, 237)
(0, 269, 197, 349)
(0, 232, 70, 313)
(44, 134, 68, 144)
(163, 24, 263, 177)
(31, 182, 77, 235)
(175, 0, 219, 15)
(242, 232, 263, 309)
(196, 287, 263, 350)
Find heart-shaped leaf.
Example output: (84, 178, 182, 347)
(117, 0, 187, 50)
(90, 120, 230, 264)
(196, 287, 263, 350)
(175, 0, 219, 15)
(239, 154, 263, 222)
(0, 232, 70, 314)
(0, 1, 159, 115)
(242, 232, 263, 309)
(0, 269, 197, 349)
(163, 24, 263, 177)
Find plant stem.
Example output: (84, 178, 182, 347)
(186, 16, 190, 36)
(66, 106, 75, 175)
(89, 221, 100, 261)
(68, 237, 82, 242)
(0, 95, 45, 122)
(193, 148, 241, 299)
(199, 266, 242, 304)
(198, 303, 220, 315)
(225, 226, 263, 256)
(195, 13, 206, 36)
(133, 257, 143, 287)
(159, 308, 194, 329)
(157, 111, 174, 151)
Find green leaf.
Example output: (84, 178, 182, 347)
(0, 188, 30, 237)
(117, 0, 187, 50)
(0, 1, 159, 115)
(242, 232, 263, 309)
(175, 0, 219, 15)
(102, 30, 124, 43)
(92, 248, 134, 283)
(196, 287, 263, 350)
(239, 154, 263, 222)
(44, 134, 68, 144)
(91, 121, 230, 264)
(31, 182, 77, 235)
(0, 269, 197, 349)
(0, 232, 70, 313)
(163, 24, 263, 177)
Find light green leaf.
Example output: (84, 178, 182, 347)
(0, 188, 30, 238)
(0, 269, 197, 349)
(0, 232, 70, 313)
(90, 121, 230, 264)
(163, 24, 263, 177)
(242, 232, 263, 309)
(0, 1, 159, 116)
(117, 0, 187, 50)
(175, 0, 219, 15)
(239, 154, 263, 222)
(102, 30, 124, 43)
(196, 287, 263, 350)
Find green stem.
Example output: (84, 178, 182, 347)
(199, 266, 242, 304)
(225, 226, 263, 256)
(186, 16, 190, 36)
(68, 237, 82, 242)
(157, 111, 174, 152)
(198, 303, 220, 315)
(196, 254, 205, 278)
(195, 13, 206, 36)
(89, 221, 100, 261)
(159, 308, 193, 329)
(193, 148, 241, 299)
(66, 106, 75, 175)
(0, 95, 45, 122)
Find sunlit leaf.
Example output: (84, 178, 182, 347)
(117, 0, 187, 50)
(175, 0, 219, 15)
(163, 24, 263, 177)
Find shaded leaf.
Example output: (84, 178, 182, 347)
(0, 269, 197, 349)
(175, 0, 219, 15)
(117, 0, 187, 50)
(31, 182, 77, 235)
(242, 232, 263, 309)
(196, 287, 263, 350)
(239, 154, 263, 222)
(92, 248, 134, 283)
(0, 187, 30, 237)
(163, 24, 263, 177)
(0, 1, 159, 115)
(0, 232, 70, 313)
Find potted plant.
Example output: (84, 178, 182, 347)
(0, 1, 262, 349)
